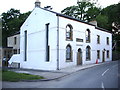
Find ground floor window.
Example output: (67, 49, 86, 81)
(86, 46, 91, 61)
(13, 49, 17, 54)
(66, 44, 72, 62)
(107, 50, 110, 58)
(97, 50, 100, 59)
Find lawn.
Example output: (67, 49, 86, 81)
(2, 70, 44, 82)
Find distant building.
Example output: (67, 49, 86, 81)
(8, 0, 112, 70)
(0, 32, 20, 67)
(7, 32, 20, 54)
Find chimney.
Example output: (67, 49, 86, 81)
(89, 20, 97, 27)
(35, 0, 41, 8)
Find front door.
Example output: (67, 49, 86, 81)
(77, 48, 82, 65)
(102, 51, 105, 62)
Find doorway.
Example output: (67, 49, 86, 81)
(77, 48, 82, 65)
(102, 51, 105, 62)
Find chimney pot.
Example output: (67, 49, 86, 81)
(35, 0, 41, 8)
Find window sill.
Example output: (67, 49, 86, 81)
(66, 39, 73, 41)
(66, 60, 73, 62)
(86, 59, 91, 61)
(86, 41, 90, 43)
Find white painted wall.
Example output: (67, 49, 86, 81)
(7, 34, 20, 49)
(58, 16, 112, 69)
(9, 7, 112, 70)
(20, 7, 58, 70)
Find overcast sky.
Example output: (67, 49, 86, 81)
(0, 0, 120, 14)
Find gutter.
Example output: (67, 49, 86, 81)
(56, 15, 59, 70)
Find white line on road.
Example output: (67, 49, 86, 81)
(102, 69, 109, 76)
(101, 82, 105, 90)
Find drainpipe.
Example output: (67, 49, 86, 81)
(57, 15, 59, 70)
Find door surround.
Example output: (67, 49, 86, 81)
(77, 48, 82, 65)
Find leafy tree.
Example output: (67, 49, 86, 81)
(61, 0, 101, 22)
(96, 15, 109, 30)
(61, 1, 120, 52)
(2, 8, 31, 47)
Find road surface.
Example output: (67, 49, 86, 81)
(2, 61, 119, 88)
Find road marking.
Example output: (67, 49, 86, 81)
(101, 82, 105, 90)
(102, 69, 109, 76)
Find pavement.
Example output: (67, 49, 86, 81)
(7, 61, 111, 81)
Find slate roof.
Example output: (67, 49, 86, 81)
(39, 7, 112, 33)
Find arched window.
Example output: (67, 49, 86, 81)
(66, 24, 73, 40)
(66, 44, 72, 61)
(86, 46, 91, 61)
(86, 29, 90, 43)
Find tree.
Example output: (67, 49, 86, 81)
(61, 0, 101, 22)
(96, 15, 109, 30)
(2, 8, 31, 47)
(97, 3, 120, 52)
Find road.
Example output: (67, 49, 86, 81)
(2, 61, 119, 88)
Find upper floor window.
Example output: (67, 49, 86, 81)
(97, 35, 100, 44)
(66, 44, 72, 61)
(107, 37, 109, 45)
(66, 24, 73, 40)
(14, 37, 17, 45)
(86, 46, 91, 61)
(86, 29, 91, 43)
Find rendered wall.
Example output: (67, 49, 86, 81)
(58, 16, 112, 69)
(20, 8, 58, 70)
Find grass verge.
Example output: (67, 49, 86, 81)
(2, 70, 44, 82)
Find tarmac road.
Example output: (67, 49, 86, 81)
(2, 61, 119, 88)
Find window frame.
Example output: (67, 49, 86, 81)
(97, 35, 100, 44)
(107, 37, 109, 45)
(14, 37, 17, 45)
(66, 44, 72, 62)
(66, 24, 73, 41)
(86, 46, 91, 61)
(24, 30, 27, 61)
(97, 50, 100, 59)
(107, 50, 110, 58)
(86, 29, 91, 43)
(46, 23, 50, 62)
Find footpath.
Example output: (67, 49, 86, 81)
(8, 61, 111, 81)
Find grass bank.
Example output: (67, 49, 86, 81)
(2, 70, 44, 82)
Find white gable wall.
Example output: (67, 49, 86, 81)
(20, 8, 58, 70)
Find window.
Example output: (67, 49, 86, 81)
(86, 29, 90, 43)
(4, 50, 6, 56)
(107, 50, 109, 58)
(66, 24, 73, 40)
(24, 30, 27, 61)
(66, 44, 72, 61)
(97, 50, 100, 59)
(86, 46, 91, 60)
(18, 49, 20, 54)
(13, 49, 17, 54)
(97, 35, 100, 44)
(107, 37, 109, 45)
(46, 23, 50, 62)
(14, 37, 17, 45)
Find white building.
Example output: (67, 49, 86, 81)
(9, 0, 112, 70)
(7, 32, 20, 54)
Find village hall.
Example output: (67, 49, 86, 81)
(9, 0, 112, 70)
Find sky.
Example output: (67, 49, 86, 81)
(0, 0, 120, 14)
